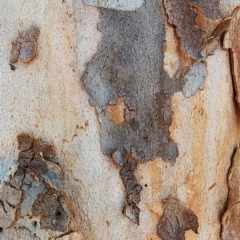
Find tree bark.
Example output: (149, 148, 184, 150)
(0, 0, 240, 239)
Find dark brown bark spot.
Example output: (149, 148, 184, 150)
(17, 134, 63, 189)
(120, 154, 142, 224)
(157, 197, 199, 240)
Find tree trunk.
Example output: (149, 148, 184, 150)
(0, 0, 240, 239)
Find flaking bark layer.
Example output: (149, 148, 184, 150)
(82, 0, 185, 164)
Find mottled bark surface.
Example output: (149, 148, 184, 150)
(0, 0, 240, 239)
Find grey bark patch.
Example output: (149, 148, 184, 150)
(112, 148, 127, 167)
(164, 0, 205, 60)
(83, 0, 144, 11)
(32, 194, 58, 216)
(182, 62, 207, 98)
(164, 0, 223, 59)
(10, 25, 39, 64)
(10, 167, 25, 190)
(157, 197, 199, 240)
(188, 0, 221, 19)
(82, 0, 184, 164)
(123, 203, 140, 224)
(29, 155, 63, 190)
(120, 156, 142, 204)
(32, 193, 71, 232)
(18, 41, 36, 62)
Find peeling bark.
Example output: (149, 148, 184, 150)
(18, 135, 63, 190)
(163, 0, 227, 60)
(1, 1, 240, 239)
(82, 0, 183, 164)
(221, 148, 240, 239)
(112, 149, 142, 224)
(188, 0, 221, 19)
(10, 25, 39, 64)
(224, 7, 240, 108)
(163, 0, 205, 60)
(182, 62, 207, 98)
(0, 134, 76, 238)
(157, 197, 199, 240)
(120, 155, 142, 224)
(226, 148, 240, 208)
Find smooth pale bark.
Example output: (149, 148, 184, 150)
(0, 1, 240, 240)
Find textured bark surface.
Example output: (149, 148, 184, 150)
(221, 148, 240, 239)
(157, 197, 198, 240)
(0, 0, 240, 239)
(224, 7, 240, 107)
(82, 0, 182, 164)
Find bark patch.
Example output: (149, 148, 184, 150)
(82, 0, 184, 164)
(163, 0, 205, 60)
(221, 203, 240, 240)
(120, 154, 142, 224)
(200, 18, 231, 58)
(106, 97, 136, 125)
(0, 134, 76, 236)
(182, 62, 207, 97)
(112, 150, 142, 224)
(0, 168, 24, 228)
(18, 134, 62, 190)
(157, 197, 199, 240)
(224, 7, 240, 108)
(32, 194, 72, 232)
(188, 0, 221, 19)
(164, 0, 222, 60)
(221, 148, 240, 239)
(10, 25, 39, 64)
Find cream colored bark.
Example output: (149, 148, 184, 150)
(0, 0, 240, 240)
